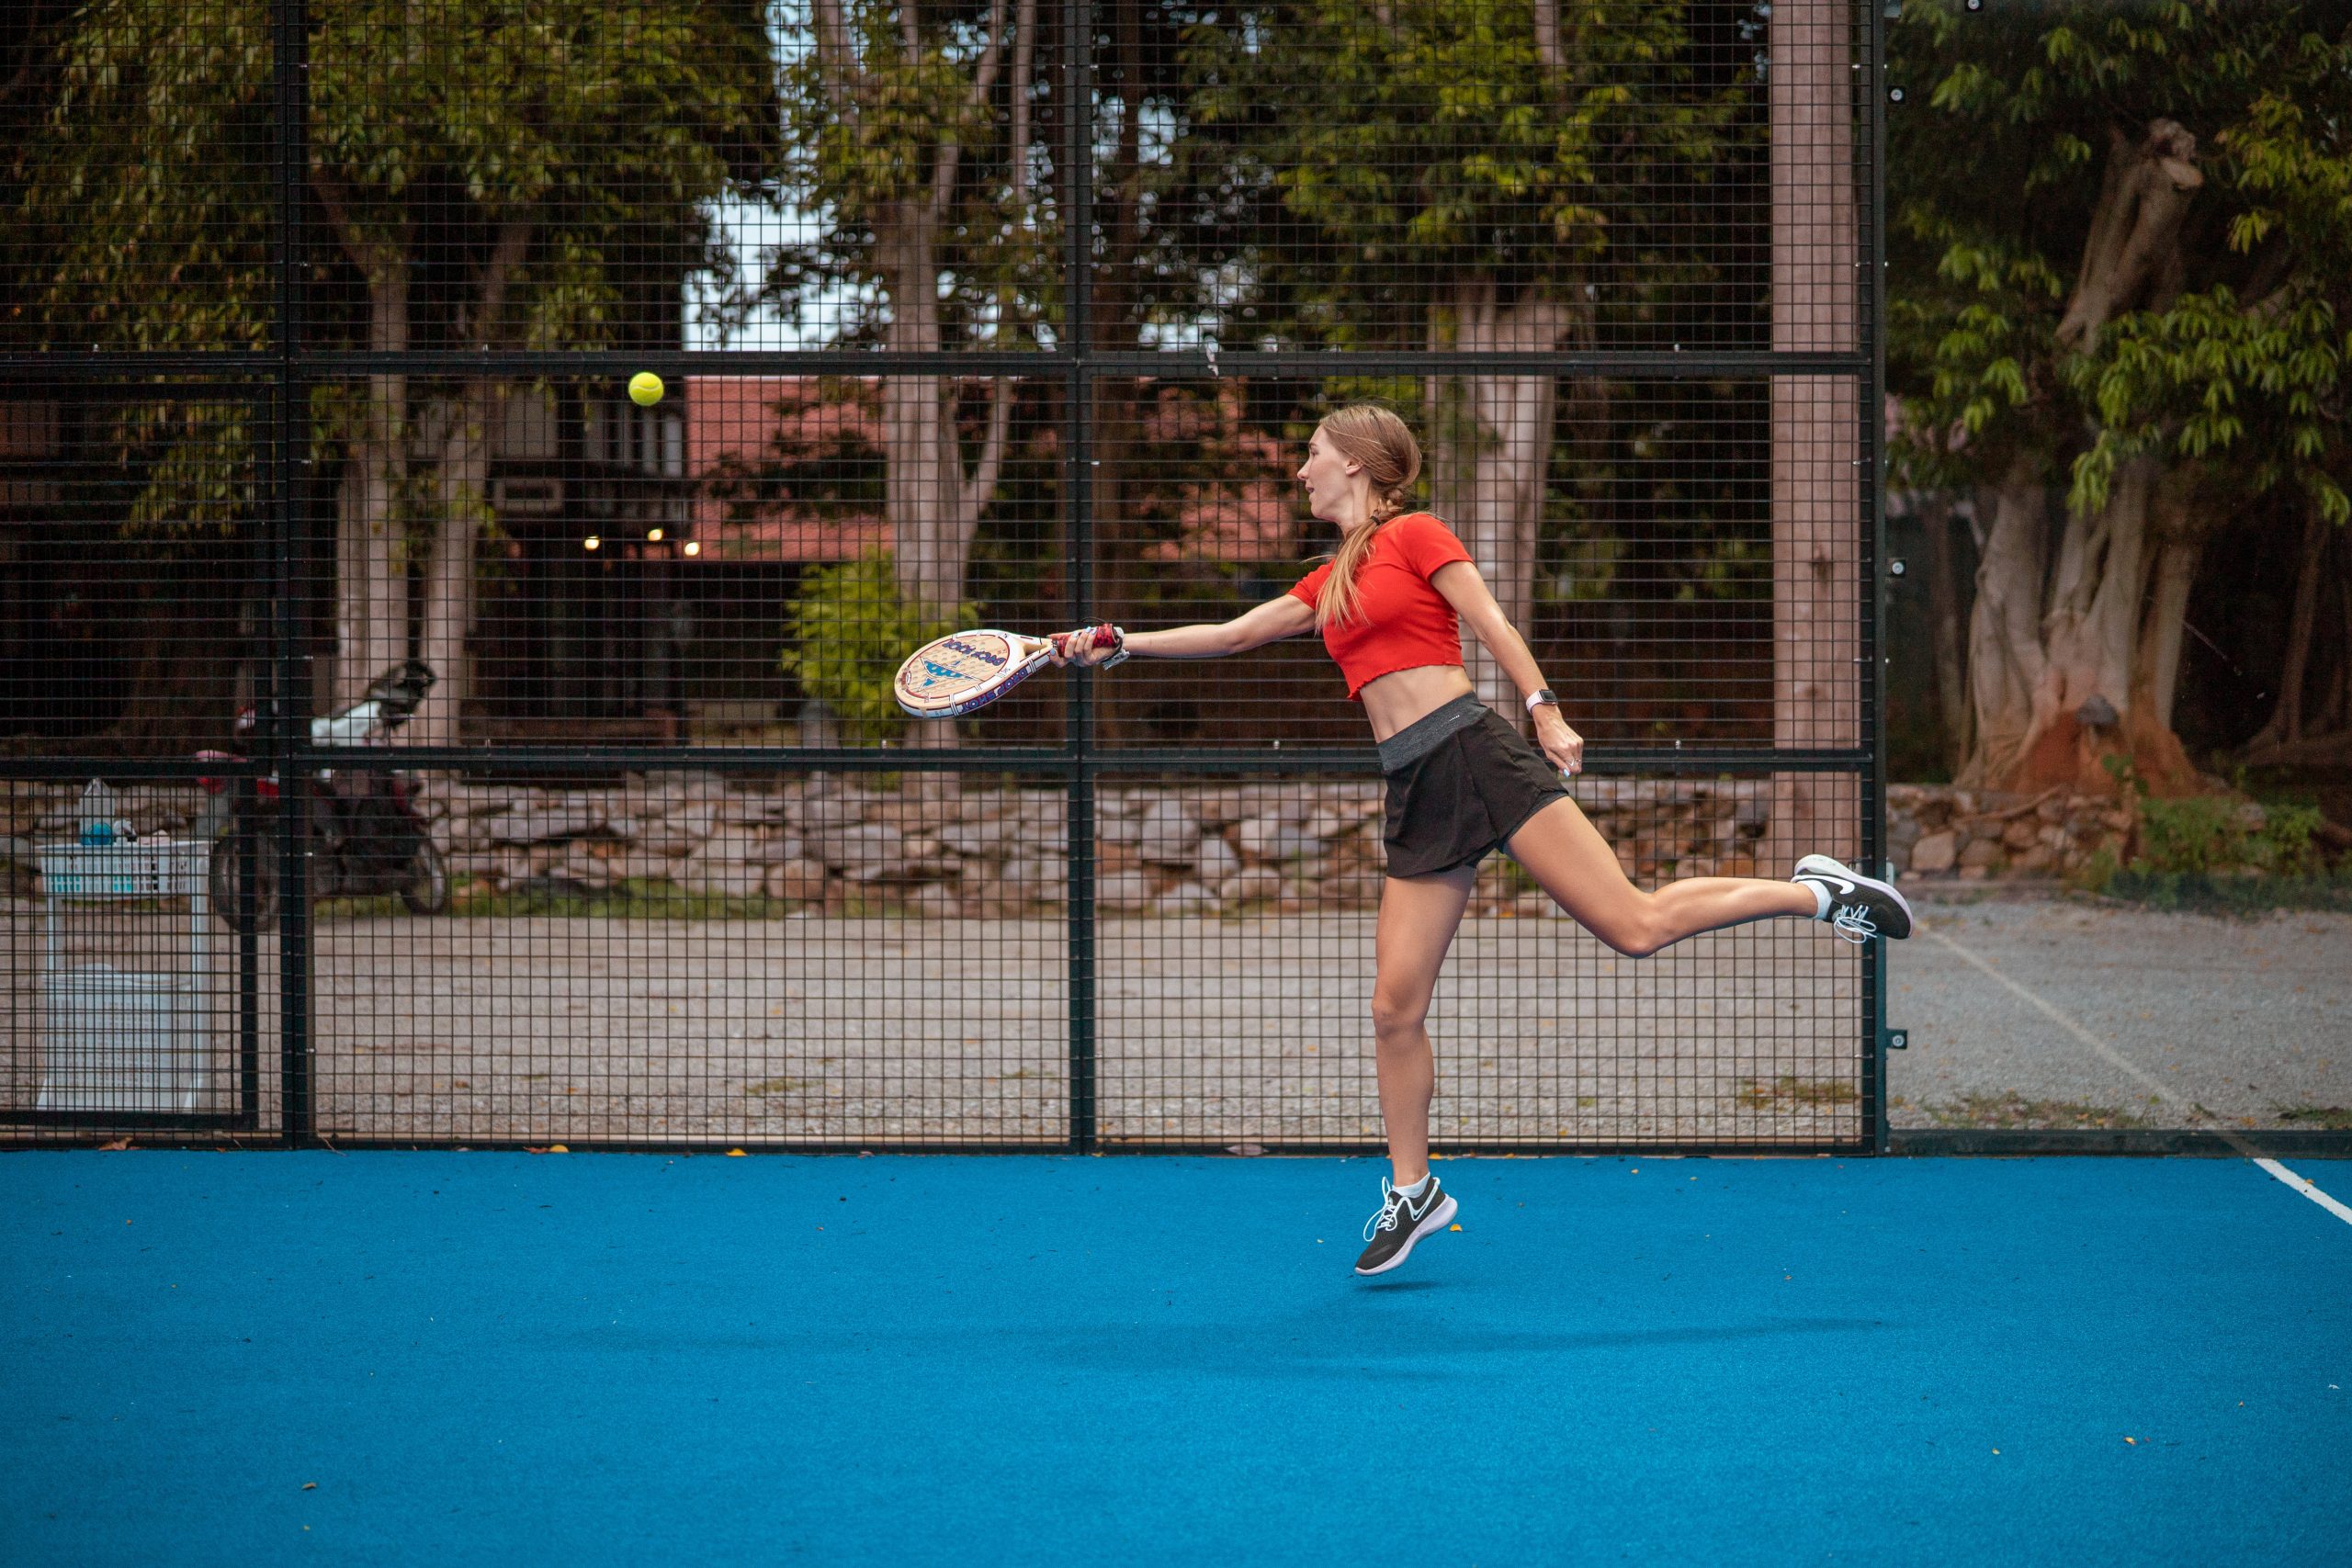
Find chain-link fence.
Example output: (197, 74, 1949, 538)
(1, 0, 1883, 1151)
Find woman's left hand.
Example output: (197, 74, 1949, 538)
(1534, 708, 1585, 779)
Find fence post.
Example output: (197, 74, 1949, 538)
(271, 0, 316, 1145)
(1062, 0, 1098, 1154)
(1865, 0, 1892, 1156)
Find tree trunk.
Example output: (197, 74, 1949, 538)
(865, 0, 1019, 625)
(2055, 120, 2203, 353)
(409, 381, 503, 748)
(2135, 533, 2201, 742)
(2242, 517, 2352, 767)
(1956, 120, 2206, 796)
(1768, 0, 1860, 867)
(873, 223, 1014, 619)
(876, 218, 964, 617)
(2245, 506, 2329, 754)
(2332, 562, 2352, 734)
(1425, 279, 1573, 720)
(1917, 491, 1972, 773)
(1959, 465, 2050, 787)
(335, 268, 410, 709)
(404, 218, 529, 748)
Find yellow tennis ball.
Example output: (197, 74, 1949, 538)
(628, 371, 665, 407)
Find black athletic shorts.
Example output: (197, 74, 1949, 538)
(1379, 694, 1571, 879)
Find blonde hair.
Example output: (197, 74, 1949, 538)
(1311, 403, 1423, 631)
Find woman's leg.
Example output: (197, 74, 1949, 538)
(1505, 796, 1815, 957)
(1372, 863, 1478, 1186)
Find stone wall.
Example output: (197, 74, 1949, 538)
(3, 775, 2288, 910)
(6, 773, 1769, 916)
(418, 774, 1773, 917)
(1885, 784, 2143, 883)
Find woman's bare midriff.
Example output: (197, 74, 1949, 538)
(1359, 664, 1479, 744)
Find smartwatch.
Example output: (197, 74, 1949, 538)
(1524, 688, 1559, 714)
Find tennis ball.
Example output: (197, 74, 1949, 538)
(628, 371, 665, 408)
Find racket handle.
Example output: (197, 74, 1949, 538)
(1054, 624, 1128, 668)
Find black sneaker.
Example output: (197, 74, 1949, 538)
(1792, 853, 1914, 942)
(1353, 1176, 1458, 1276)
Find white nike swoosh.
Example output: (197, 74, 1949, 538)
(1804, 872, 1858, 895)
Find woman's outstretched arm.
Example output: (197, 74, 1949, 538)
(1051, 594, 1316, 665)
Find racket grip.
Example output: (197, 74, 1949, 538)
(1056, 624, 1128, 668)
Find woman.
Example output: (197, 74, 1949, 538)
(1051, 403, 1910, 1277)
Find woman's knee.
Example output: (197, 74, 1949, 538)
(1585, 897, 1669, 958)
(1608, 925, 1668, 959)
(1369, 988, 1430, 1042)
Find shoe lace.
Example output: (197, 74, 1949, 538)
(1363, 1179, 1408, 1242)
(1830, 902, 1877, 944)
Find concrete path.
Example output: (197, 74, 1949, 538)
(6, 895, 2346, 1141)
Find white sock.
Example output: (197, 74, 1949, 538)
(1393, 1172, 1431, 1198)
(1802, 878, 1831, 920)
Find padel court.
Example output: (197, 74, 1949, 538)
(5, 1149, 2345, 1563)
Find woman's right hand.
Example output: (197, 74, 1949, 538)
(1048, 624, 1125, 667)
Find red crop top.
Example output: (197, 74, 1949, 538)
(1286, 513, 1476, 700)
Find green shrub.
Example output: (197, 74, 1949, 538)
(2256, 802, 2326, 876)
(2132, 795, 2323, 878)
(2135, 795, 2238, 875)
(780, 555, 977, 743)
(2070, 844, 2121, 894)
(2085, 757, 2341, 911)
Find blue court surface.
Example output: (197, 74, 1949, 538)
(4, 1151, 2346, 1565)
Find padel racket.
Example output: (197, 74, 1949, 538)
(895, 629, 1057, 718)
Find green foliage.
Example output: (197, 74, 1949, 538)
(2078, 775, 2344, 912)
(1889, 1, 2352, 518)
(15, 0, 779, 531)
(780, 554, 977, 743)
(772, 0, 1044, 346)
(2134, 795, 2245, 875)
(1182, 0, 1741, 345)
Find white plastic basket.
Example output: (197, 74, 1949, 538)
(37, 839, 209, 901)
(35, 839, 214, 1113)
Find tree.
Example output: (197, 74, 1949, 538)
(778, 0, 1042, 621)
(19, 0, 778, 743)
(1185, 0, 1744, 717)
(1889, 0, 2352, 795)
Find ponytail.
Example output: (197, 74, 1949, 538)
(1310, 404, 1422, 631)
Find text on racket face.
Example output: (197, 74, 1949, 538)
(914, 636, 1010, 690)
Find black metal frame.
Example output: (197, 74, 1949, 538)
(3, 0, 1887, 1156)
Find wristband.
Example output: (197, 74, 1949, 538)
(1524, 687, 1558, 714)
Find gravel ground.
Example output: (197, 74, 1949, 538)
(6, 893, 2346, 1141)
(1888, 891, 2352, 1131)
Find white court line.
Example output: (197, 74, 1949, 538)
(1917, 925, 2216, 1132)
(1924, 923, 2351, 1228)
(2254, 1159, 2352, 1228)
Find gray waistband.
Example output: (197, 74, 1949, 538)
(1377, 694, 1489, 773)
